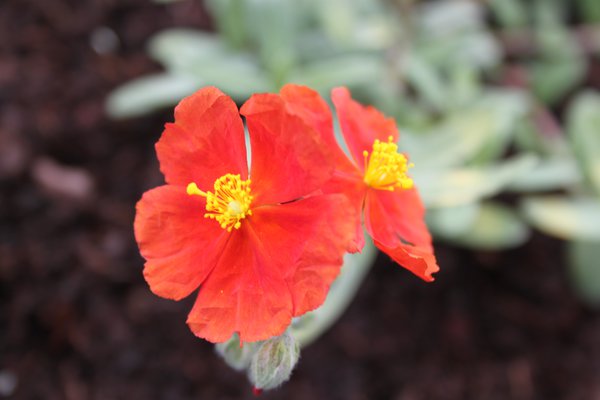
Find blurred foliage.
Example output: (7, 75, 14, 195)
(107, 0, 600, 305)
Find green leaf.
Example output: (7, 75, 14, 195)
(575, 0, 600, 23)
(533, 0, 565, 26)
(566, 91, 600, 197)
(105, 73, 202, 119)
(415, 154, 538, 208)
(507, 157, 582, 192)
(531, 58, 586, 105)
(521, 196, 600, 240)
(567, 240, 600, 306)
(433, 202, 530, 250)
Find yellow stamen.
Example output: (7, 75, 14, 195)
(363, 136, 414, 191)
(186, 174, 253, 232)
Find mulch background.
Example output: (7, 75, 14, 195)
(1, 1, 599, 399)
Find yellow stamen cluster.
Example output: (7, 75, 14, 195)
(363, 136, 414, 191)
(186, 174, 253, 232)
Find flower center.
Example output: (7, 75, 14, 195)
(186, 173, 253, 232)
(362, 136, 414, 191)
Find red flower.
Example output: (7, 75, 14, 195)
(279, 85, 439, 281)
(134, 87, 354, 343)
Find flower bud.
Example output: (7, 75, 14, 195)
(215, 334, 258, 371)
(248, 332, 300, 391)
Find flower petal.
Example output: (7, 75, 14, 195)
(134, 185, 229, 300)
(286, 194, 357, 316)
(364, 187, 432, 249)
(186, 228, 293, 343)
(156, 87, 248, 189)
(374, 240, 439, 282)
(332, 87, 398, 169)
(326, 177, 366, 253)
(364, 188, 439, 281)
(241, 93, 333, 205)
(186, 194, 355, 343)
(280, 84, 336, 147)
(280, 84, 365, 252)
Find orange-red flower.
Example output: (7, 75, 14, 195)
(134, 87, 354, 343)
(279, 85, 439, 282)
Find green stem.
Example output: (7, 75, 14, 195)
(290, 241, 378, 348)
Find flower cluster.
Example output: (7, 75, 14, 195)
(134, 85, 439, 344)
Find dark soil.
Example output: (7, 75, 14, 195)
(1, 1, 599, 399)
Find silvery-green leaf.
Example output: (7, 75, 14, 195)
(567, 240, 600, 307)
(416, 0, 501, 69)
(566, 91, 600, 197)
(415, 154, 538, 208)
(488, 0, 528, 28)
(507, 157, 582, 192)
(458, 32, 502, 69)
(419, 0, 484, 36)
(404, 90, 529, 168)
(438, 202, 530, 250)
(204, 0, 247, 48)
(105, 73, 202, 119)
(147, 29, 272, 100)
(416, 27, 501, 71)
(521, 196, 600, 240)
(447, 65, 480, 106)
(401, 125, 489, 170)
(185, 57, 272, 101)
(315, 0, 397, 50)
(530, 26, 586, 105)
(427, 203, 480, 238)
(404, 53, 447, 111)
(244, 0, 300, 81)
(288, 55, 385, 92)
(467, 89, 530, 163)
(314, 0, 356, 44)
(513, 111, 572, 157)
(148, 29, 225, 69)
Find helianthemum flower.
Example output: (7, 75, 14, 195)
(278, 85, 439, 281)
(134, 87, 355, 343)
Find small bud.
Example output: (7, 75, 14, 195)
(215, 334, 258, 371)
(248, 332, 300, 391)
